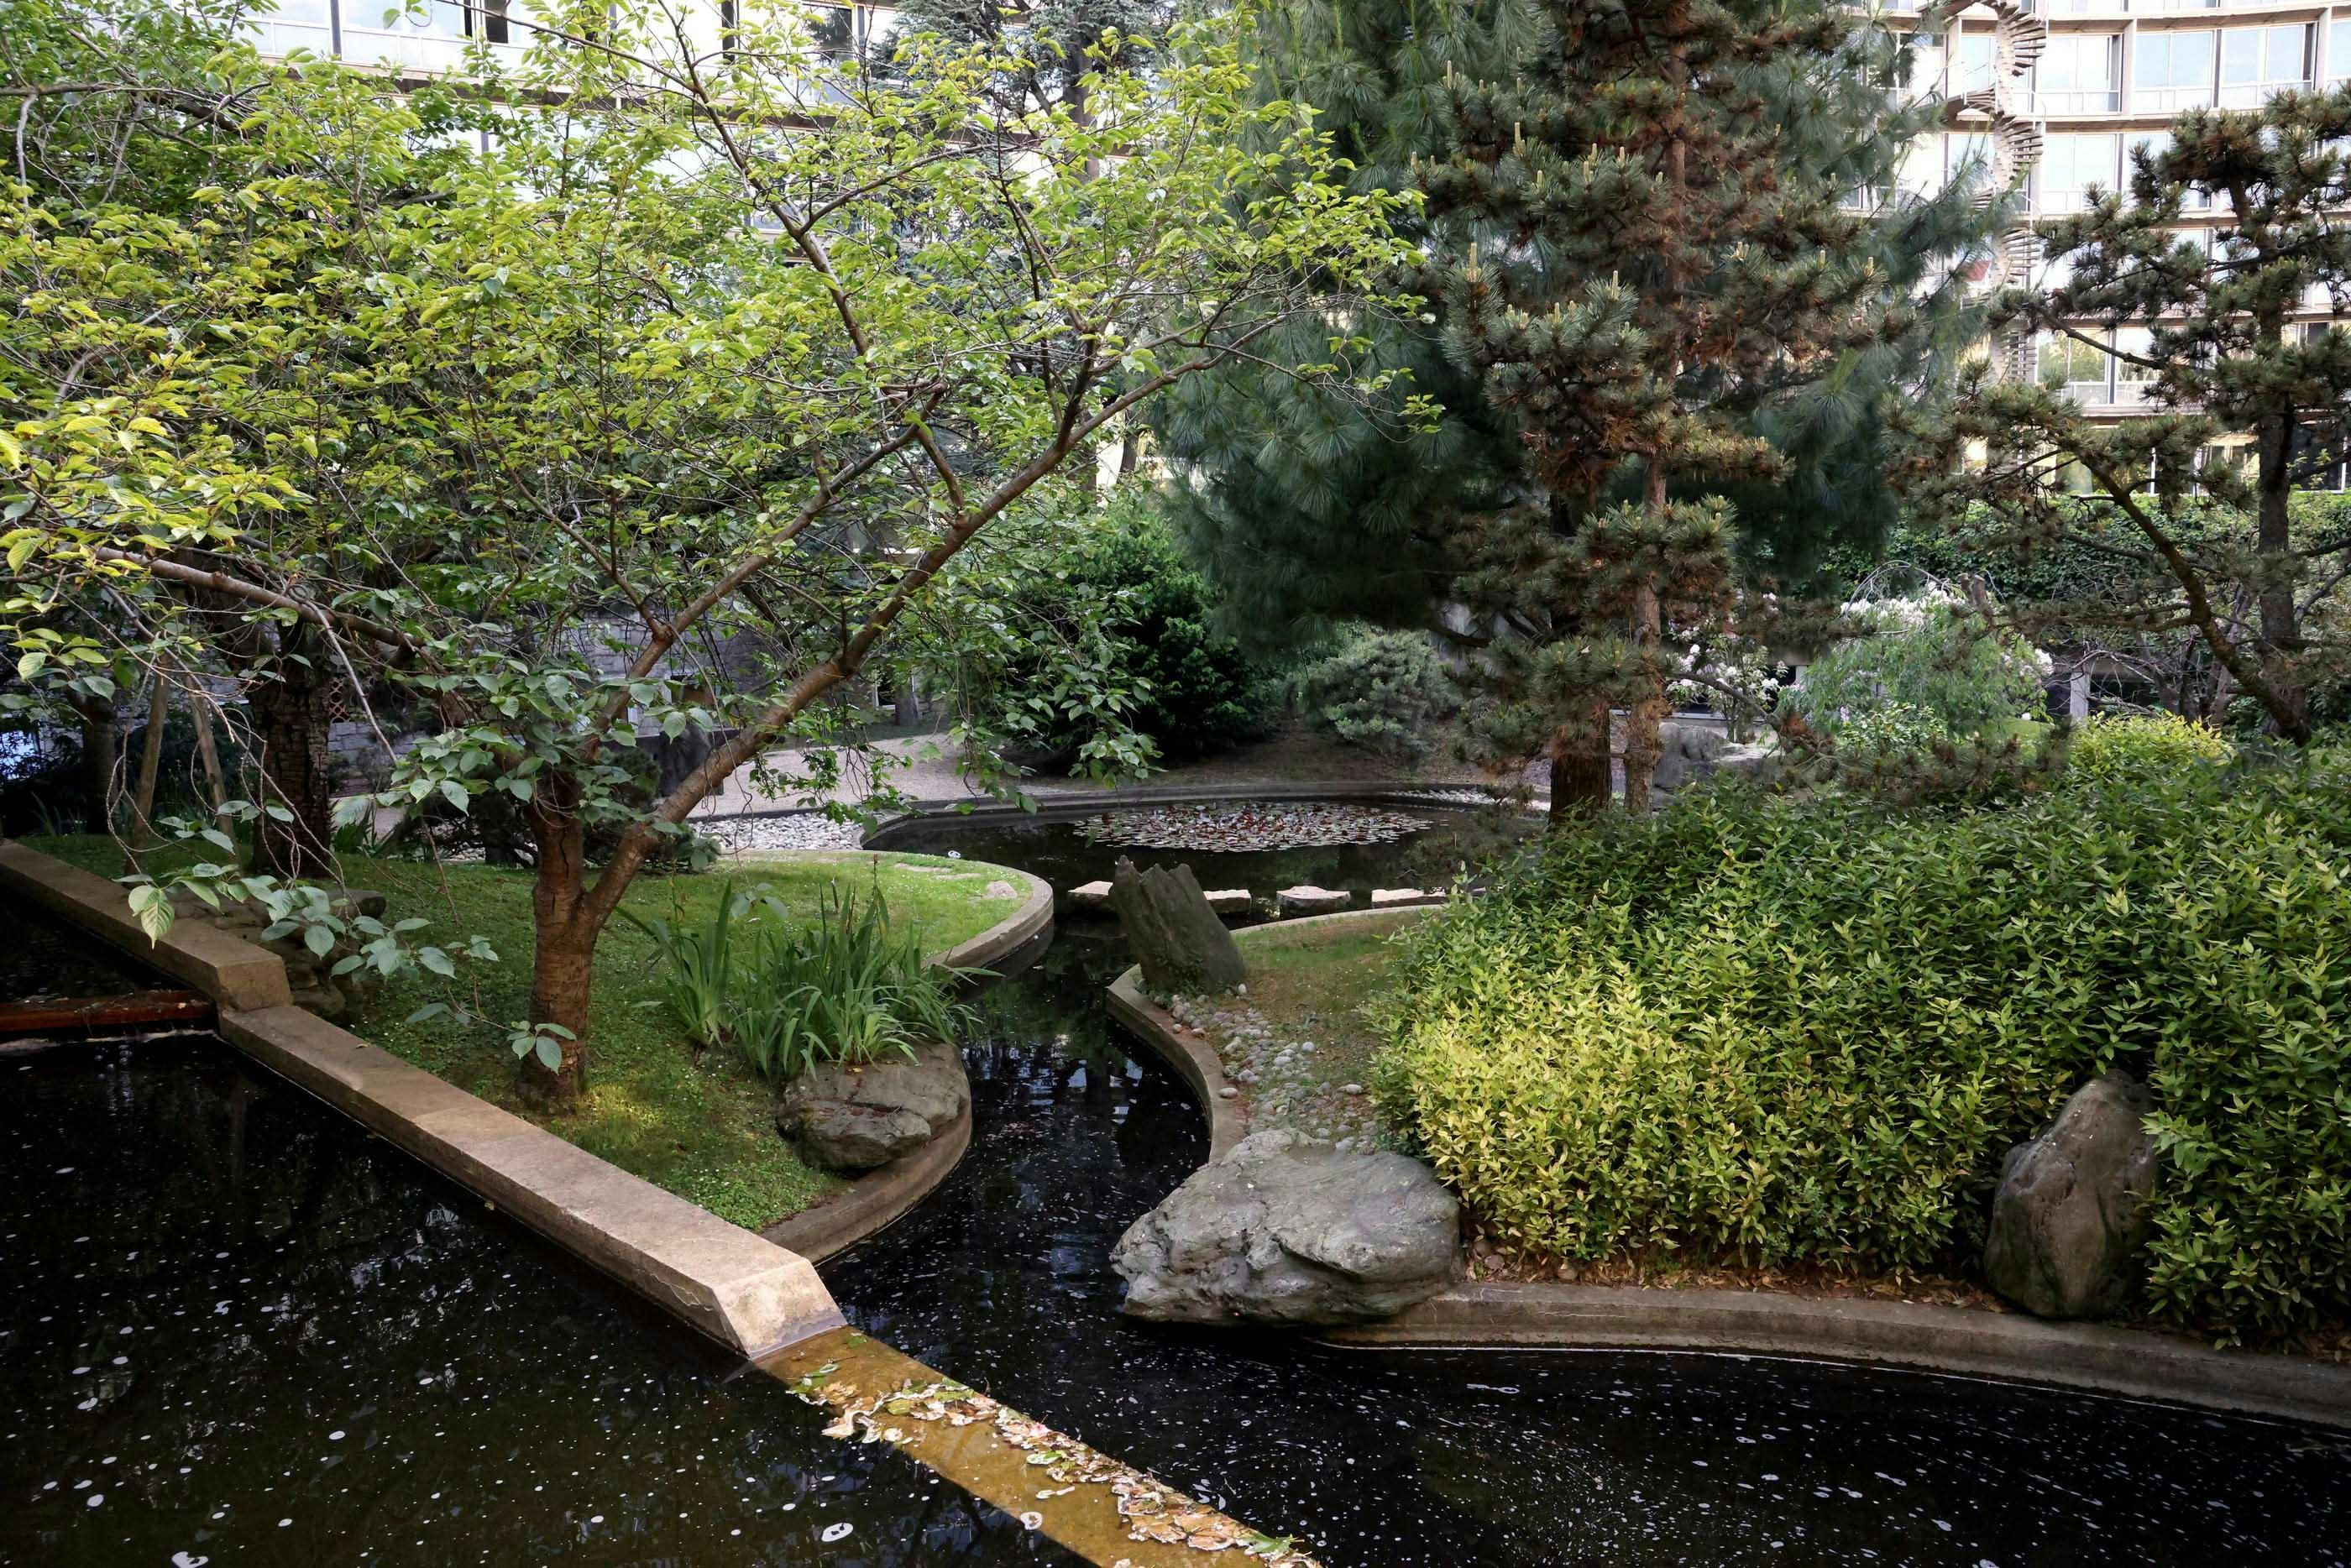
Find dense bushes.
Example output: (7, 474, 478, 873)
(1295, 627, 1457, 761)
(1780, 588, 2050, 742)
(2061, 712, 2233, 789)
(967, 503, 1267, 772)
(1374, 747, 2351, 1337)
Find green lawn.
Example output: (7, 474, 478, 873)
(27, 836, 1026, 1230)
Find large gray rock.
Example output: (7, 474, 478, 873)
(1113, 1130, 1460, 1325)
(1984, 1071, 2160, 1320)
(1111, 858, 1247, 996)
(1652, 719, 1729, 793)
(776, 1039, 968, 1172)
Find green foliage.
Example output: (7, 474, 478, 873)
(959, 500, 1267, 771)
(2062, 712, 2234, 791)
(1781, 590, 2052, 740)
(1375, 759, 2351, 1335)
(1295, 626, 1458, 762)
(629, 881, 977, 1084)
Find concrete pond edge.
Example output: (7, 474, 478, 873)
(1105, 898, 2351, 1430)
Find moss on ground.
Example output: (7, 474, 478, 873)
(25, 836, 1024, 1230)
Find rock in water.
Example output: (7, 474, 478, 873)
(777, 1040, 968, 1172)
(1110, 857, 1247, 996)
(1112, 1130, 1459, 1325)
(1983, 1071, 2160, 1319)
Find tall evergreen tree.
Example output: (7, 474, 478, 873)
(1422, 0, 1976, 808)
(1157, 0, 1993, 813)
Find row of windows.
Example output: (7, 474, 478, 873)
(2037, 322, 2346, 410)
(254, 0, 899, 75)
(1911, 19, 2351, 115)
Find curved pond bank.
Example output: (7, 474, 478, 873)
(841, 804, 2351, 1567)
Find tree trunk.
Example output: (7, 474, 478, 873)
(70, 693, 116, 834)
(186, 674, 233, 834)
(249, 649, 334, 879)
(1547, 705, 1611, 825)
(517, 781, 598, 1111)
(129, 676, 170, 846)
(2254, 417, 2310, 740)
(1621, 466, 1673, 812)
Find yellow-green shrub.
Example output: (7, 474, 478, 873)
(2062, 711, 2234, 789)
(1374, 754, 2351, 1336)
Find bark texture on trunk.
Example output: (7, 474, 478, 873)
(518, 784, 597, 1110)
(2254, 416, 2310, 740)
(130, 677, 169, 845)
(71, 694, 117, 834)
(1547, 706, 1612, 825)
(249, 654, 334, 879)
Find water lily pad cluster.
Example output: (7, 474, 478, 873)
(1080, 801, 1432, 854)
(788, 1367, 1324, 1565)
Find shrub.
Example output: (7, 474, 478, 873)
(969, 500, 1267, 771)
(624, 882, 975, 1082)
(1781, 588, 2050, 741)
(1295, 626, 1457, 762)
(1373, 755, 2351, 1337)
(2062, 711, 2233, 789)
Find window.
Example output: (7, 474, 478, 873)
(249, 0, 333, 56)
(2113, 326, 2158, 403)
(2134, 29, 2215, 112)
(2040, 330, 2119, 403)
(2292, 422, 2349, 492)
(2038, 133, 2122, 214)
(2034, 34, 2121, 113)
(463, 0, 511, 44)
(2333, 18, 2351, 82)
(1949, 132, 1995, 197)
(2219, 24, 2311, 107)
(1904, 29, 1946, 99)
(1951, 29, 1997, 97)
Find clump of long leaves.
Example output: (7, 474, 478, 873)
(625, 880, 978, 1083)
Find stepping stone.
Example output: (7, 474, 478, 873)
(1371, 887, 1443, 908)
(1277, 885, 1353, 916)
(1204, 888, 1252, 915)
(1067, 879, 1114, 908)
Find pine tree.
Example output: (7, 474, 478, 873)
(1157, 0, 1993, 816)
(1903, 86, 2351, 742)
(1422, 0, 1959, 809)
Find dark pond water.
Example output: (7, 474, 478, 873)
(0, 1039, 1083, 1568)
(3, 907, 161, 1001)
(837, 804, 2351, 1568)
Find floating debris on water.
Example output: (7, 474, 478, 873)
(1079, 802, 1432, 855)
(788, 1371, 1326, 1565)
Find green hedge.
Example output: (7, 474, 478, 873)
(1374, 746, 2351, 1337)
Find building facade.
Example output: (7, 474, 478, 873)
(1875, 0, 2348, 441)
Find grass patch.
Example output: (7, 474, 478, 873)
(1228, 925, 1399, 1098)
(25, 836, 1025, 1230)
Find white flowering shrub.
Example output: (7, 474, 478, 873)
(1781, 589, 2051, 744)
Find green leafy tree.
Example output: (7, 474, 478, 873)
(6, 0, 1418, 1109)
(1902, 86, 2351, 743)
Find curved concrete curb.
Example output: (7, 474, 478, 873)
(2, 838, 841, 1361)
(1320, 1282, 2351, 1429)
(763, 1093, 974, 1263)
(1106, 905, 1440, 1161)
(930, 864, 1053, 972)
(1107, 893, 2351, 1429)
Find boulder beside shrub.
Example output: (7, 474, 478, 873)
(1984, 1071, 2160, 1320)
(776, 1040, 968, 1172)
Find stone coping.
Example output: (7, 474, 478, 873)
(1107, 896, 2351, 1428)
(856, 780, 1540, 840)
(1321, 1282, 2351, 1429)
(1, 838, 842, 1360)
(1106, 906, 1439, 1161)
(762, 1092, 974, 1263)
(1, 839, 291, 1011)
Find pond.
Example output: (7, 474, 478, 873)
(4, 799, 2347, 1567)
(0, 1039, 1082, 1567)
